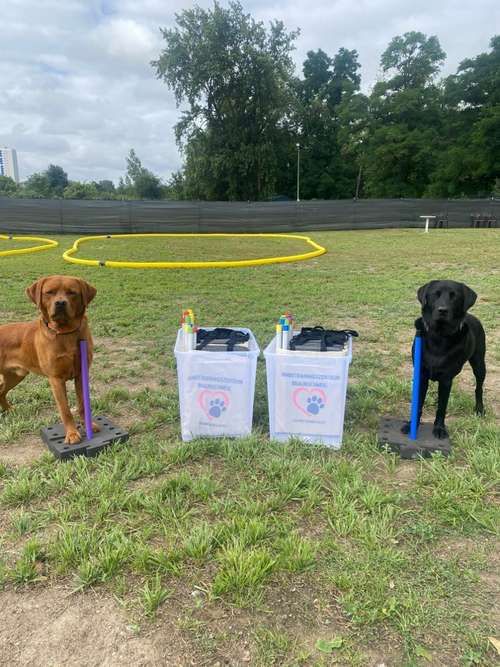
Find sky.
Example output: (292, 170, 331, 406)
(1, 0, 498, 184)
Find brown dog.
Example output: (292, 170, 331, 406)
(0, 275, 99, 444)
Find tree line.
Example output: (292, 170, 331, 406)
(1, 1, 498, 201)
(0, 150, 164, 201)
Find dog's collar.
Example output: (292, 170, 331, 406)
(42, 319, 82, 336)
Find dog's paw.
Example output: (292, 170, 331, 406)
(475, 404, 485, 417)
(91, 421, 101, 433)
(432, 424, 449, 440)
(65, 429, 82, 445)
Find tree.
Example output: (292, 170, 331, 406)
(23, 172, 52, 198)
(93, 180, 116, 195)
(0, 176, 19, 197)
(301, 49, 333, 103)
(380, 31, 445, 91)
(361, 32, 446, 197)
(124, 149, 162, 199)
(428, 35, 500, 196)
(23, 165, 68, 198)
(152, 1, 298, 200)
(46, 164, 69, 195)
(294, 47, 361, 199)
(126, 149, 144, 184)
(63, 181, 99, 199)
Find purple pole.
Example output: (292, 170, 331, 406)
(79, 339, 93, 440)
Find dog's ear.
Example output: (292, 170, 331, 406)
(417, 281, 433, 305)
(26, 278, 46, 307)
(78, 279, 97, 307)
(461, 283, 477, 311)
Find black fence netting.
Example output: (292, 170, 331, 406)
(0, 198, 498, 235)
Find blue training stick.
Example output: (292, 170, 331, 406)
(409, 332, 422, 440)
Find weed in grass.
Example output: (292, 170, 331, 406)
(190, 473, 220, 501)
(253, 627, 294, 666)
(277, 533, 317, 572)
(70, 528, 132, 589)
(11, 538, 45, 584)
(0, 461, 10, 478)
(416, 457, 498, 533)
(220, 435, 269, 465)
(0, 559, 7, 589)
(328, 543, 408, 625)
(50, 523, 95, 571)
(325, 498, 361, 538)
(215, 516, 273, 549)
(358, 481, 400, 512)
(133, 543, 183, 576)
(168, 438, 221, 465)
(212, 538, 276, 605)
(140, 574, 170, 617)
(75, 559, 101, 589)
(93, 529, 133, 581)
(263, 459, 320, 504)
(10, 511, 32, 536)
(182, 522, 215, 560)
(0, 469, 49, 506)
(136, 474, 197, 528)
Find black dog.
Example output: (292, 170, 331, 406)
(403, 280, 486, 439)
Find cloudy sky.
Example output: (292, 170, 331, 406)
(1, 0, 498, 183)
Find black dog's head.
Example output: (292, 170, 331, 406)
(417, 280, 477, 334)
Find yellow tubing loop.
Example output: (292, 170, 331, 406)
(0, 234, 58, 257)
(62, 233, 327, 269)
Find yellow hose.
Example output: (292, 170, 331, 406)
(62, 233, 327, 269)
(0, 234, 58, 257)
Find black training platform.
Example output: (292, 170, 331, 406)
(41, 415, 129, 460)
(378, 417, 451, 459)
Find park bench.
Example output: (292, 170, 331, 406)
(470, 213, 497, 228)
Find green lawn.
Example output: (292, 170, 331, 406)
(0, 229, 499, 666)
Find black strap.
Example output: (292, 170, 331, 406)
(289, 327, 358, 351)
(196, 328, 250, 351)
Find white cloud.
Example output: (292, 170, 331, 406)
(0, 0, 498, 183)
(91, 17, 160, 62)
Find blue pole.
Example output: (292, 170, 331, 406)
(79, 339, 93, 440)
(409, 332, 422, 440)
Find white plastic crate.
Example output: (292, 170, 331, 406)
(174, 327, 260, 442)
(264, 336, 352, 448)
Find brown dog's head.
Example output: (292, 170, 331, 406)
(417, 279, 477, 334)
(26, 275, 97, 326)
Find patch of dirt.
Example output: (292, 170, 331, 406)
(392, 461, 418, 487)
(0, 586, 195, 667)
(92, 336, 168, 393)
(0, 434, 45, 467)
(358, 646, 404, 667)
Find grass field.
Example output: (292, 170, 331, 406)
(0, 229, 499, 666)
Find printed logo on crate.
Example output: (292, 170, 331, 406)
(197, 390, 230, 420)
(274, 363, 346, 444)
(292, 387, 327, 416)
(187, 375, 241, 433)
(180, 365, 253, 439)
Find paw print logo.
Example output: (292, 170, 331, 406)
(209, 398, 226, 418)
(307, 395, 325, 415)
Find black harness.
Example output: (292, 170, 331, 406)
(289, 326, 358, 352)
(196, 328, 250, 352)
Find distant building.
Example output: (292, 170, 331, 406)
(0, 147, 20, 183)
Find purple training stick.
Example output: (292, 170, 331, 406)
(79, 339, 93, 440)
